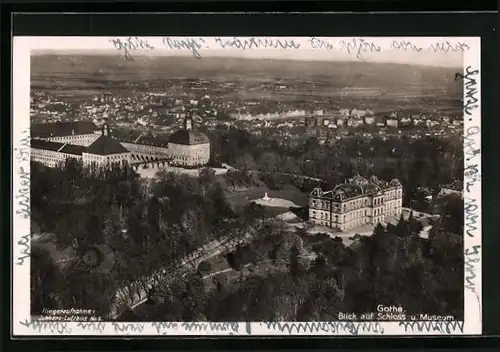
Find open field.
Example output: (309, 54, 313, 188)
(31, 55, 461, 84)
(31, 55, 462, 96)
(224, 184, 310, 208)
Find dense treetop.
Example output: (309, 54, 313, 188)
(30, 128, 464, 320)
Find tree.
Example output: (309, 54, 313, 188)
(182, 274, 207, 320)
(235, 153, 257, 171)
(31, 246, 64, 314)
(198, 167, 217, 189)
(226, 251, 242, 271)
(197, 260, 212, 275)
(289, 245, 307, 278)
(396, 213, 409, 238)
(62, 265, 119, 317)
(258, 151, 281, 173)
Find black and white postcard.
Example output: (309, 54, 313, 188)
(12, 35, 481, 336)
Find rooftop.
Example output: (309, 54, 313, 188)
(31, 139, 86, 156)
(86, 134, 130, 156)
(310, 175, 402, 201)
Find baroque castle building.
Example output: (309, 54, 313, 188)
(31, 124, 132, 167)
(309, 175, 403, 231)
(30, 115, 210, 168)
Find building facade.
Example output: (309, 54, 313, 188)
(31, 139, 86, 167)
(31, 116, 210, 168)
(167, 116, 211, 167)
(120, 142, 171, 162)
(438, 180, 463, 198)
(309, 175, 403, 231)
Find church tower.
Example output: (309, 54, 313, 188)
(184, 112, 193, 130)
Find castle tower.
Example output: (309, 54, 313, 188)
(184, 114, 193, 131)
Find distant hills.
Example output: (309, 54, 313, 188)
(31, 54, 462, 95)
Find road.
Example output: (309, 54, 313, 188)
(111, 166, 323, 318)
(110, 230, 255, 318)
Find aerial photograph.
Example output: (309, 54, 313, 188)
(29, 37, 465, 323)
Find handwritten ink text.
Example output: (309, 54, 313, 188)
(110, 37, 155, 61)
(180, 322, 240, 333)
(463, 126, 481, 192)
(152, 322, 179, 334)
(456, 66, 480, 116)
(20, 319, 72, 334)
(398, 321, 464, 334)
(16, 234, 30, 266)
(163, 37, 205, 59)
(76, 322, 106, 334)
(14, 130, 30, 162)
(16, 166, 30, 220)
(308, 37, 335, 51)
(215, 37, 301, 51)
(391, 40, 423, 52)
(464, 197, 479, 238)
(262, 321, 384, 335)
(112, 322, 145, 333)
(428, 40, 470, 53)
(340, 38, 381, 60)
(464, 245, 480, 293)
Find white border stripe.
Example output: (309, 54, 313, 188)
(13, 37, 31, 332)
(462, 37, 482, 335)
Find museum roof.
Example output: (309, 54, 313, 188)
(31, 121, 98, 138)
(310, 175, 402, 202)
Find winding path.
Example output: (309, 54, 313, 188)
(110, 231, 255, 318)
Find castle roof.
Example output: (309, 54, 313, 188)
(168, 129, 210, 145)
(31, 139, 86, 156)
(31, 139, 64, 152)
(86, 135, 130, 156)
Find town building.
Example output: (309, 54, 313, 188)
(309, 175, 403, 231)
(167, 116, 211, 167)
(386, 118, 399, 128)
(31, 124, 132, 167)
(364, 116, 375, 125)
(438, 180, 463, 198)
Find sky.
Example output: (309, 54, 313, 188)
(22, 36, 472, 68)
